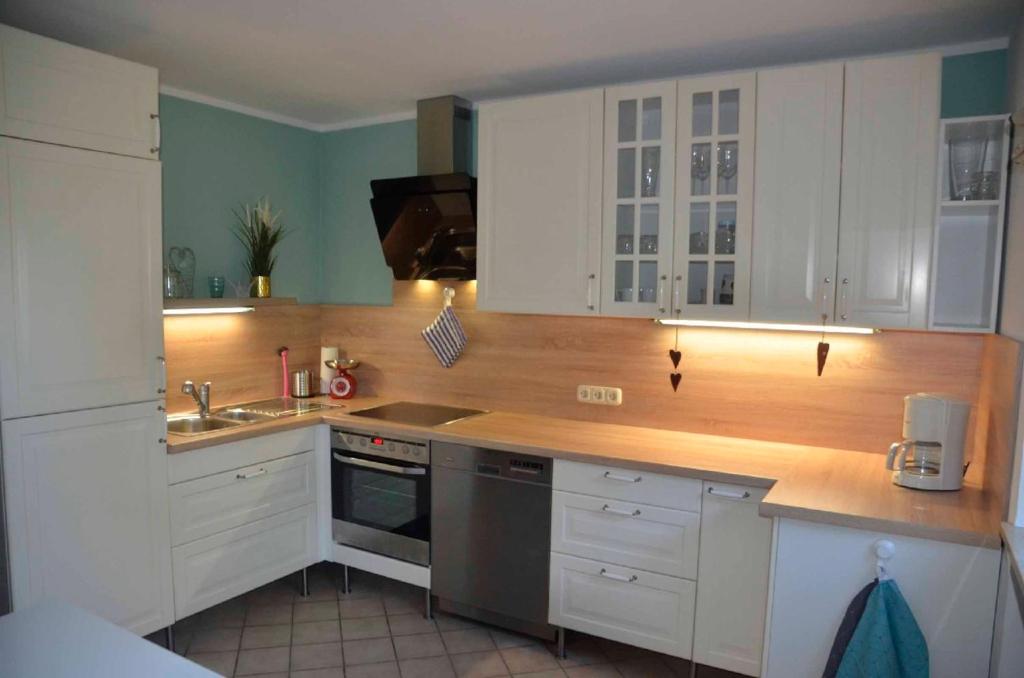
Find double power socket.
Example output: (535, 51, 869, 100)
(577, 385, 623, 406)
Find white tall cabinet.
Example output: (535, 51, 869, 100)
(0, 24, 170, 635)
(477, 89, 603, 315)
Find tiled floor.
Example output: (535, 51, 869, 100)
(151, 563, 743, 678)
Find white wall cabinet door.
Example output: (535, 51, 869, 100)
(835, 53, 940, 329)
(602, 82, 677, 318)
(477, 89, 603, 315)
(1, 403, 173, 636)
(0, 24, 160, 159)
(750, 63, 843, 324)
(0, 137, 164, 419)
(693, 483, 772, 677)
(673, 72, 756, 321)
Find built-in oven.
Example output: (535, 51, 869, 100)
(331, 428, 430, 566)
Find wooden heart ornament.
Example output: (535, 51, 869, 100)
(670, 373, 682, 391)
(669, 349, 682, 368)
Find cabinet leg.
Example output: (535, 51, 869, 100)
(556, 627, 566, 659)
(688, 659, 697, 678)
(165, 625, 175, 653)
(299, 567, 309, 597)
(342, 565, 351, 594)
(424, 589, 432, 619)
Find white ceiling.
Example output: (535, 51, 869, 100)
(1, 0, 1019, 129)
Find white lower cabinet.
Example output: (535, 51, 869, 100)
(549, 552, 696, 658)
(1, 403, 173, 635)
(692, 482, 772, 676)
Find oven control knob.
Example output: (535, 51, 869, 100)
(359, 438, 366, 446)
(388, 442, 395, 451)
(402, 445, 409, 454)
(345, 435, 353, 444)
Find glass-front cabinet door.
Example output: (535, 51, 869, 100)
(602, 82, 677, 317)
(673, 73, 755, 320)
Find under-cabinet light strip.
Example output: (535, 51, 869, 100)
(655, 318, 877, 335)
(163, 306, 255, 316)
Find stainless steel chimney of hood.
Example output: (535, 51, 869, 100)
(417, 96, 473, 175)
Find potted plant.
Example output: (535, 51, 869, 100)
(230, 198, 290, 298)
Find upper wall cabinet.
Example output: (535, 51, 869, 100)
(835, 53, 940, 329)
(751, 63, 843, 324)
(477, 89, 603, 315)
(602, 82, 677, 317)
(0, 24, 160, 159)
(673, 73, 755, 321)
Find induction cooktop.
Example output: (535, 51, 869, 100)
(348, 401, 487, 427)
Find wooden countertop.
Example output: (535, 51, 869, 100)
(167, 397, 1003, 549)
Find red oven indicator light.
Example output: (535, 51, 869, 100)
(372, 437, 384, 446)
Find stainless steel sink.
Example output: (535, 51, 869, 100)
(213, 408, 277, 423)
(167, 414, 244, 436)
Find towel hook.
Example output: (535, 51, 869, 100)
(443, 287, 455, 309)
(874, 539, 895, 581)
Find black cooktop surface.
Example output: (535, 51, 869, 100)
(349, 401, 487, 427)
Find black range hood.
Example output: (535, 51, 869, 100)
(370, 96, 476, 280)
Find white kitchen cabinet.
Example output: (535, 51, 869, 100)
(835, 53, 940, 329)
(553, 458, 702, 512)
(750, 63, 843, 324)
(0, 24, 160, 159)
(0, 137, 164, 419)
(602, 82, 677, 317)
(764, 518, 999, 678)
(477, 89, 603, 315)
(673, 72, 756, 321)
(693, 482, 772, 677)
(1, 403, 173, 636)
(549, 552, 696, 658)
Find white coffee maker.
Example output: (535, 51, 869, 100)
(886, 393, 970, 491)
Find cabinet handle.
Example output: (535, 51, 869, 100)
(603, 471, 642, 483)
(839, 278, 850, 321)
(673, 275, 682, 315)
(706, 486, 751, 500)
(586, 273, 596, 311)
(150, 113, 161, 154)
(657, 275, 667, 313)
(157, 388, 166, 395)
(157, 405, 166, 412)
(599, 568, 638, 583)
(158, 438, 167, 444)
(819, 276, 832, 320)
(602, 504, 641, 517)
(236, 468, 268, 480)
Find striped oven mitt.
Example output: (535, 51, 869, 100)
(422, 305, 467, 368)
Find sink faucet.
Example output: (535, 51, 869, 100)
(182, 380, 212, 417)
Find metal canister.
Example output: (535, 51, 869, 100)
(290, 369, 317, 398)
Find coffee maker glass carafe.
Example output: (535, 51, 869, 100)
(895, 441, 943, 477)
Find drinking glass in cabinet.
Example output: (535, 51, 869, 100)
(615, 260, 634, 302)
(692, 92, 713, 137)
(688, 261, 708, 304)
(717, 142, 738, 195)
(718, 89, 740, 135)
(618, 99, 638, 142)
(639, 204, 659, 254)
(714, 262, 735, 305)
(691, 144, 712, 195)
(714, 202, 737, 255)
(689, 203, 710, 255)
(641, 146, 661, 197)
(976, 171, 999, 200)
(642, 97, 662, 141)
(638, 262, 658, 303)
(618, 148, 636, 198)
(949, 137, 985, 200)
(616, 205, 635, 254)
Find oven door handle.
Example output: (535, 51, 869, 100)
(333, 452, 427, 476)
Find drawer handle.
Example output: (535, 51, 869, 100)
(236, 468, 267, 480)
(602, 504, 641, 517)
(599, 568, 638, 583)
(707, 487, 751, 500)
(603, 471, 642, 483)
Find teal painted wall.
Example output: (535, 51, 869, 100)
(941, 50, 1008, 117)
(159, 95, 322, 302)
(318, 120, 417, 305)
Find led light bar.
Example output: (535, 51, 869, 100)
(655, 318, 877, 335)
(162, 306, 255, 316)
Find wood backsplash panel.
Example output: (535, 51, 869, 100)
(164, 304, 321, 413)
(319, 282, 986, 453)
(973, 333, 1022, 515)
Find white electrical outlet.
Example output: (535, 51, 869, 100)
(577, 385, 623, 406)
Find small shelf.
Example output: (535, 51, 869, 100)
(163, 297, 297, 310)
(940, 199, 1000, 209)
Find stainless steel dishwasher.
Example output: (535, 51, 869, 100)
(431, 441, 555, 639)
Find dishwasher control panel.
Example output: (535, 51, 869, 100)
(432, 441, 552, 485)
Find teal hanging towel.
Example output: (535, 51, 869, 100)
(834, 578, 929, 678)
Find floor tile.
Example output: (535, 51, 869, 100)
(235, 646, 291, 675)
(342, 616, 391, 640)
(512, 671, 567, 678)
(399, 655, 457, 678)
(383, 592, 423, 615)
(499, 647, 559, 674)
(490, 630, 538, 650)
(433, 614, 479, 632)
(388, 614, 437, 637)
(441, 629, 496, 654)
(197, 601, 247, 629)
(291, 668, 346, 678)
(294, 620, 343, 645)
(248, 581, 298, 606)
(296, 601, 342, 623)
(556, 638, 607, 668)
(189, 626, 242, 653)
(614, 658, 674, 678)
(563, 667, 620, 678)
(292, 642, 346, 671)
(247, 604, 294, 626)
(394, 633, 447, 660)
(340, 598, 387, 619)
(450, 650, 510, 678)
(345, 637, 398, 665)
(345, 661, 401, 678)
(241, 624, 291, 649)
(186, 650, 237, 676)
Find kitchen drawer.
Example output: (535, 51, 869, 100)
(549, 552, 695, 659)
(553, 459, 702, 512)
(168, 427, 317, 484)
(552, 490, 699, 579)
(172, 504, 317, 619)
(169, 452, 315, 546)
